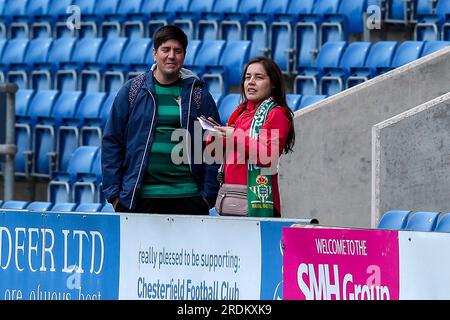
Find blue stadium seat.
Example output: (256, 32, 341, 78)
(390, 41, 425, 68)
(75, 0, 120, 38)
(30, 0, 72, 38)
(185, 40, 226, 77)
(173, 0, 215, 39)
(434, 213, 450, 233)
(385, 0, 411, 23)
(4, 0, 33, 38)
(48, 146, 99, 202)
(197, 0, 241, 40)
(184, 39, 202, 66)
(0, 0, 27, 38)
(286, 94, 302, 111)
(405, 211, 440, 232)
(378, 210, 412, 230)
(57, 92, 106, 173)
(346, 41, 398, 88)
(99, 92, 118, 130)
(146, 0, 191, 38)
(244, 0, 290, 59)
(320, 0, 368, 46)
(26, 201, 53, 211)
(100, 0, 144, 38)
(80, 37, 128, 92)
(420, 40, 450, 57)
(218, 94, 241, 125)
(56, 37, 104, 91)
(294, 41, 347, 95)
(209, 207, 219, 216)
(203, 40, 251, 95)
(319, 42, 371, 95)
(75, 203, 103, 213)
(123, 0, 168, 39)
(15, 89, 35, 176)
(8, 0, 51, 38)
(299, 95, 327, 109)
(50, 202, 77, 212)
(101, 203, 115, 212)
(415, 0, 450, 40)
(27, 90, 60, 178)
(220, 0, 266, 42)
(73, 150, 103, 203)
(294, 0, 342, 71)
(7, 37, 52, 89)
(1, 200, 28, 209)
(0, 200, 3, 208)
(0, 38, 29, 86)
(31, 37, 76, 90)
(411, 0, 437, 23)
(104, 38, 152, 92)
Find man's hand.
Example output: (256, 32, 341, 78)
(111, 198, 120, 209)
(202, 197, 211, 210)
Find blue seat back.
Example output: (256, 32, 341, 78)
(287, 94, 302, 111)
(140, 0, 167, 14)
(94, 0, 120, 16)
(340, 42, 371, 73)
(25, 0, 49, 16)
(313, 0, 341, 15)
(47, 37, 76, 67)
(97, 37, 128, 65)
(405, 211, 440, 232)
(24, 38, 53, 65)
(100, 92, 117, 127)
(261, 0, 290, 15)
(187, 0, 214, 13)
(101, 203, 114, 212)
(391, 41, 424, 68)
(238, 0, 266, 14)
(116, 0, 143, 15)
(72, 38, 104, 65)
(72, 0, 96, 14)
(337, 0, 367, 33)
(184, 40, 201, 66)
(2, 39, 29, 65)
(121, 38, 152, 64)
(421, 41, 450, 57)
(193, 40, 226, 67)
(76, 202, 103, 212)
(378, 210, 412, 230)
(299, 95, 327, 108)
(219, 40, 251, 85)
(365, 41, 398, 72)
(435, 213, 450, 233)
(1, 200, 28, 209)
(51, 91, 83, 123)
(28, 90, 59, 120)
(165, 0, 190, 13)
(67, 146, 99, 177)
(50, 202, 77, 212)
(4, 0, 27, 17)
(218, 93, 241, 125)
(76, 92, 107, 120)
(287, 0, 315, 14)
(26, 201, 53, 211)
(316, 41, 347, 70)
(16, 89, 35, 117)
(435, 0, 450, 20)
(211, 0, 240, 13)
(47, 0, 72, 17)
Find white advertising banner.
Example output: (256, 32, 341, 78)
(399, 231, 450, 299)
(119, 214, 261, 300)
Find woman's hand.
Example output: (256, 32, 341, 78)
(214, 126, 235, 138)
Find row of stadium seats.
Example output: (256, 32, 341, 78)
(294, 40, 450, 95)
(378, 210, 450, 233)
(0, 199, 114, 213)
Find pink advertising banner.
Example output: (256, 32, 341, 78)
(282, 226, 399, 300)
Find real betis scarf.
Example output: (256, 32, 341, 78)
(247, 97, 277, 217)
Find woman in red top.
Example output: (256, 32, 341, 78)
(212, 57, 295, 217)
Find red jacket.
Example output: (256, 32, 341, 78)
(222, 100, 292, 215)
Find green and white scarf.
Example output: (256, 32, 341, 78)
(247, 97, 277, 217)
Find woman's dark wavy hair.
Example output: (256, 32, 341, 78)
(239, 56, 295, 154)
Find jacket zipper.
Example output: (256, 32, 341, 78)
(129, 89, 157, 209)
(186, 81, 195, 173)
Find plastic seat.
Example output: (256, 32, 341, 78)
(286, 94, 302, 111)
(415, 0, 450, 41)
(122, 0, 168, 39)
(405, 211, 440, 232)
(220, 0, 266, 42)
(390, 41, 425, 68)
(100, 0, 144, 38)
(346, 41, 398, 88)
(197, 0, 240, 40)
(294, 41, 347, 95)
(146, 0, 191, 38)
(203, 40, 251, 95)
(1, 200, 28, 209)
(378, 210, 412, 230)
(26, 201, 53, 211)
(173, 0, 215, 39)
(319, 42, 371, 95)
(434, 213, 450, 233)
(56, 37, 104, 91)
(73, 151, 103, 203)
(81, 37, 128, 92)
(48, 146, 99, 203)
(0, 0, 28, 38)
(30, 0, 72, 38)
(420, 40, 450, 57)
(50, 202, 77, 212)
(385, 0, 411, 23)
(75, 0, 120, 38)
(299, 95, 327, 109)
(1, 38, 29, 87)
(101, 203, 114, 212)
(75, 203, 103, 213)
(218, 94, 241, 125)
(14, 89, 35, 176)
(185, 40, 226, 77)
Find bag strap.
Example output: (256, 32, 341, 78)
(128, 73, 146, 109)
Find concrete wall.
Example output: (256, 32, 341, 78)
(372, 93, 450, 227)
(279, 47, 450, 228)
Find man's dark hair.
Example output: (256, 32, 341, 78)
(153, 25, 188, 53)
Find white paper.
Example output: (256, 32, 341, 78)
(197, 117, 217, 131)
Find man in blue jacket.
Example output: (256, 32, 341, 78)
(102, 25, 220, 214)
